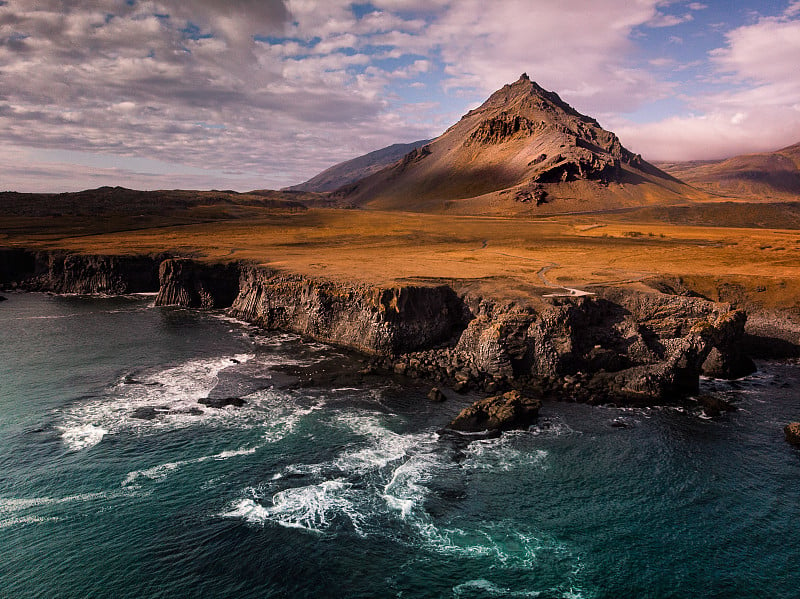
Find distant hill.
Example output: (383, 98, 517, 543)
(0, 186, 312, 217)
(656, 142, 800, 200)
(337, 74, 706, 215)
(285, 139, 432, 192)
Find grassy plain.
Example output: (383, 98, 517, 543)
(4, 205, 800, 309)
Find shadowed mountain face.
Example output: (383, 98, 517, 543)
(657, 142, 800, 201)
(285, 139, 432, 192)
(339, 74, 701, 214)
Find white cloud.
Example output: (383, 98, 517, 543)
(416, 0, 673, 113)
(614, 108, 800, 161)
(2, 0, 799, 190)
(646, 12, 693, 27)
(616, 5, 800, 160)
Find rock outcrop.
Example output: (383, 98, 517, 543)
(228, 267, 469, 354)
(785, 422, 800, 445)
(448, 390, 541, 432)
(199, 396, 245, 408)
(383, 289, 751, 404)
(427, 387, 446, 402)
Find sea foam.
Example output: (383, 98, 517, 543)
(58, 353, 255, 450)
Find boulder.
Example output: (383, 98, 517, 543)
(0, 295, 7, 301)
(448, 390, 541, 433)
(784, 422, 800, 445)
(696, 394, 736, 418)
(199, 396, 245, 408)
(427, 387, 446, 402)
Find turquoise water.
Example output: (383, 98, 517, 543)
(1, 293, 800, 598)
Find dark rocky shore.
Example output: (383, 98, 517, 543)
(3, 249, 798, 428)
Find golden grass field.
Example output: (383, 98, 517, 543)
(4, 205, 800, 309)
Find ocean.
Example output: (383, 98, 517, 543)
(1, 292, 799, 598)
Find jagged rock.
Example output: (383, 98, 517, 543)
(702, 347, 756, 379)
(453, 380, 470, 393)
(427, 387, 446, 402)
(448, 390, 541, 432)
(785, 422, 800, 445)
(199, 396, 245, 408)
(700, 310, 756, 378)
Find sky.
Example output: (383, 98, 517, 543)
(2, 0, 800, 192)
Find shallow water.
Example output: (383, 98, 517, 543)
(1, 293, 799, 598)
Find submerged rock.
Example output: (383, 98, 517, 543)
(131, 406, 169, 420)
(696, 394, 736, 418)
(199, 396, 245, 408)
(785, 422, 800, 445)
(131, 405, 204, 419)
(427, 387, 446, 402)
(448, 390, 541, 433)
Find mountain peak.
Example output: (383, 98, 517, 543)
(339, 76, 686, 214)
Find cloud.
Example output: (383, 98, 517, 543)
(2, 0, 799, 190)
(614, 108, 800, 161)
(646, 12, 693, 28)
(416, 0, 673, 114)
(614, 5, 800, 160)
(0, 0, 441, 190)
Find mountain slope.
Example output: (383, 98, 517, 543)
(340, 74, 705, 215)
(657, 142, 800, 200)
(285, 139, 431, 192)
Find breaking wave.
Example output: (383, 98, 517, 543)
(220, 410, 580, 583)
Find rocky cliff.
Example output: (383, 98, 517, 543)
(155, 258, 241, 309)
(0, 249, 163, 294)
(2, 250, 759, 405)
(383, 289, 753, 405)
(227, 266, 469, 354)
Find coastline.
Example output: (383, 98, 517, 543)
(3, 248, 795, 407)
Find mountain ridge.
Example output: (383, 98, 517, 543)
(285, 139, 432, 193)
(657, 141, 800, 200)
(337, 74, 704, 215)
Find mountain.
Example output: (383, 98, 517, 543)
(338, 74, 704, 214)
(656, 142, 800, 201)
(285, 139, 432, 192)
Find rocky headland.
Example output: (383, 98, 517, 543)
(2, 249, 780, 423)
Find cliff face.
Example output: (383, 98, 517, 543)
(387, 290, 753, 404)
(0, 249, 163, 294)
(1, 250, 758, 404)
(155, 258, 241, 309)
(228, 266, 469, 354)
